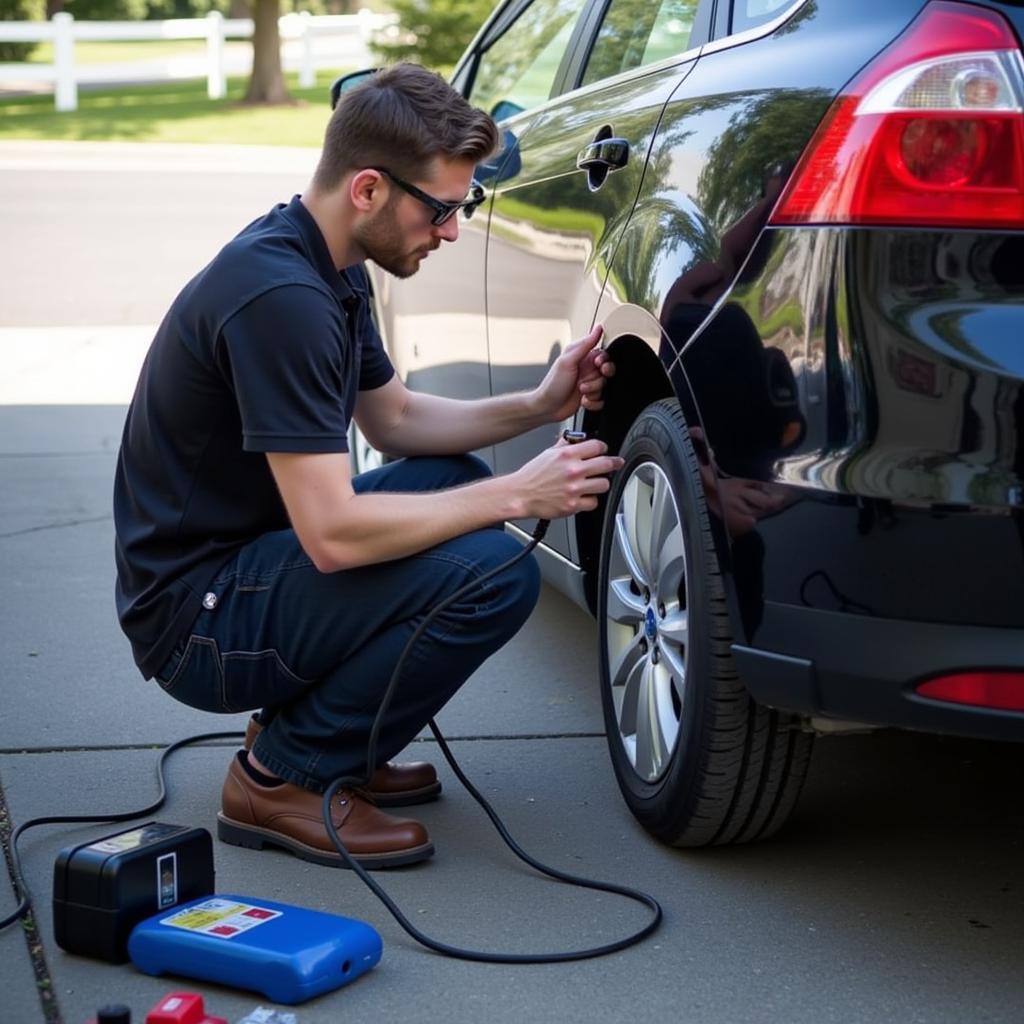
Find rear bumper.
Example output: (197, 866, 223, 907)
(732, 602, 1024, 742)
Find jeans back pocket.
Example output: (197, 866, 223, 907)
(220, 649, 310, 713)
(154, 635, 223, 712)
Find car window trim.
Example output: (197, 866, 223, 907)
(712, 0, 728, 39)
(479, 0, 535, 52)
(552, 0, 609, 98)
(458, 0, 606, 116)
(707, 0, 808, 51)
(452, 0, 543, 101)
(562, 0, 715, 95)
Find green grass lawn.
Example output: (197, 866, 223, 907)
(0, 71, 347, 146)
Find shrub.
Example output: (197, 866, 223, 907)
(0, 0, 44, 62)
(65, 0, 148, 20)
(370, 0, 495, 71)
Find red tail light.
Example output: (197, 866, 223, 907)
(770, 1, 1024, 228)
(916, 672, 1024, 711)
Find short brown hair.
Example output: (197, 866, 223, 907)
(312, 63, 499, 191)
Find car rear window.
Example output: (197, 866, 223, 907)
(731, 0, 795, 34)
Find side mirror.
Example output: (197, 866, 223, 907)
(329, 68, 379, 110)
(489, 99, 524, 123)
(475, 128, 521, 185)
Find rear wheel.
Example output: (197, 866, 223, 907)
(598, 398, 812, 846)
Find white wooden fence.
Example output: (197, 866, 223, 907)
(0, 10, 395, 111)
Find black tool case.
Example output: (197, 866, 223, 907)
(52, 822, 214, 962)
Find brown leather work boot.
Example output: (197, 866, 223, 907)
(244, 714, 442, 807)
(217, 753, 434, 869)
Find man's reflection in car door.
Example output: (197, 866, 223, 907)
(486, 58, 700, 555)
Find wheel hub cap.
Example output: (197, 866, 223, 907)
(644, 607, 657, 641)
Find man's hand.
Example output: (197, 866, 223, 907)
(534, 324, 616, 423)
(511, 436, 624, 520)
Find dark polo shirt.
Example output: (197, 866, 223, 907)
(114, 196, 394, 678)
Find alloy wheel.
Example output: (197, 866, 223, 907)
(604, 461, 689, 783)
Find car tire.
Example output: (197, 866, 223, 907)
(598, 398, 813, 846)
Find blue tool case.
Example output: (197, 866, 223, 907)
(128, 894, 383, 1004)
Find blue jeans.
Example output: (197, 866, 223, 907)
(154, 455, 541, 792)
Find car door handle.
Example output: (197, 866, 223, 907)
(576, 138, 630, 172)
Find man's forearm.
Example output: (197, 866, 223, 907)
(374, 388, 554, 457)
(269, 432, 620, 574)
(312, 475, 524, 572)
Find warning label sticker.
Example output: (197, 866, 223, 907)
(87, 823, 181, 854)
(159, 898, 282, 939)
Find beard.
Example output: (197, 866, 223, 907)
(354, 200, 436, 280)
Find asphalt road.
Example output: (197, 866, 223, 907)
(1, 140, 1022, 1024)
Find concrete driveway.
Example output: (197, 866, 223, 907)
(1, 140, 1021, 1024)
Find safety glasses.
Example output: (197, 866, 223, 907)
(371, 167, 485, 226)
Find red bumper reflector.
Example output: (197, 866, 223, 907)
(916, 672, 1024, 711)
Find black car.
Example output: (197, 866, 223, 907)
(336, 0, 1024, 847)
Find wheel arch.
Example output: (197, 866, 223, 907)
(576, 306, 737, 627)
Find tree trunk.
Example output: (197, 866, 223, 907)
(244, 0, 291, 105)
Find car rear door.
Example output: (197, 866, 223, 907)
(484, 0, 715, 555)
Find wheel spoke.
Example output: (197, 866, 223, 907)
(659, 607, 688, 647)
(652, 661, 680, 758)
(632, 662, 654, 777)
(634, 662, 668, 780)
(654, 524, 685, 606)
(659, 629, 687, 685)
(614, 483, 647, 589)
(620, 473, 653, 586)
(609, 628, 646, 693)
(647, 471, 672, 578)
(615, 638, 647, 737)
(607, 576, 646, 626)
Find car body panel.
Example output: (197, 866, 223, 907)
(729, 226, 1024, 633)
(364, 0, 1024, 741)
